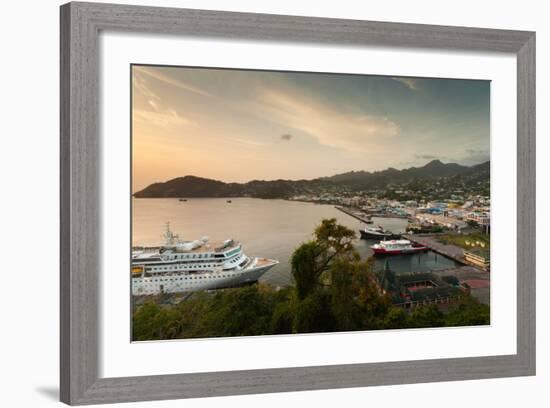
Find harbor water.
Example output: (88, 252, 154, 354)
(133, 198, 459, 286)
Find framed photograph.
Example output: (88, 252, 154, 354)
(60, 2, 535, 405)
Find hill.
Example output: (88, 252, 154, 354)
(133, 160, 490, 199)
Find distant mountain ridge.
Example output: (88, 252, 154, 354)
(133, 160, 490, 199)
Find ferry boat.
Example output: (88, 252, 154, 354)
(371, 239, 428, 255)
(132, 223, 279, 295)
(359, 225, 399, 240)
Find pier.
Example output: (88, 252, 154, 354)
(367, 213, 409, 219)
(403, 234, 468, 265)
(334, 206, 373, 224)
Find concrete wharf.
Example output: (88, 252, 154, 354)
(403, 234, 468, 265)
(334, 206, 373, 224)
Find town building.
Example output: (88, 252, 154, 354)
(466, 211, 490, 226)
(415, 214, 467, 230)
(377, 262, 464, 308)
(464, 248, 490, 271)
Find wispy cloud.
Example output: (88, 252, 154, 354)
(133, 68, 200, 128)
(254, 87, 400, 153)
(392, 77, 418, 91)
(465, 148, 488, 156)
(433, 149, 489, 166)
(148, 99, 160, 111)
(461, 148, 490, 164)
(133, 73, 161, 101)
(226, 136, 267, 148)
(134, 109, 192, 128)
(134, 66, 213, 98)
(414, 153, 438, 160)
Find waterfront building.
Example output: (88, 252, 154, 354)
(466, 211, 490, 226)
(424, 207, 444, 215)
(464, 248, 490, 271)
(427, 201, 448, 209)
(377, 262, 463, 306)
(415, 214, 467, 230)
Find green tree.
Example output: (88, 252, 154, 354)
(291, 241, 323, 300)
(329, 257, 390, 331)
(383, 307, 410, 330)
(329, 258, 358, 331)
(175, 291, 216, 338)
(132, 302, 161, 340)
(291, 218, 356, 299)
(314, 218, 356, 255)
(294, 290, 335, 333)
(270, 302, 294, 334)
(352, 259, 391, 330)
(204, 285, 275, 337)
(445, 297, 490, 327)
(132, 302, 182, 340)
(409, 305, 445, 328)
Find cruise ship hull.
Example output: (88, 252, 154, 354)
(132, 223, 279, 296)
(132, 258, 278, 295)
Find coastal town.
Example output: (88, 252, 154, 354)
(290, 192, 490, 235)
(288, 191, 492, 309)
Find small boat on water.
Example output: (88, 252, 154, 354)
(226, 200, 232, 203)
(371, 239, 428, 255)
(360, 225, 399, 240)
(179, 198, 187, 202)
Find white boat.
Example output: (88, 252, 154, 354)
(359, 225, 399, 240)
(371, 239, 428, 255)
(132, 223, 279, 295)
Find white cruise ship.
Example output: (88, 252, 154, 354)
(132, 223, 279, 295)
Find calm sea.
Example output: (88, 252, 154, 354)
(132, 198, 459, 286)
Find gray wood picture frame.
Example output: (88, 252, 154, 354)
(60, 1, 536, 405)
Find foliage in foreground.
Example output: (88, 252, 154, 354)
(132, 219, 490, 341)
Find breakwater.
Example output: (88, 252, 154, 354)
(334, 206, 372, 224)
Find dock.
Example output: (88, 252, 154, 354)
(403, 234, 468, 266)
(368, 213, 409, 219)
(335, 206, 372, 224)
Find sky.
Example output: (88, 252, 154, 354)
(132, 65, 490, 192)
